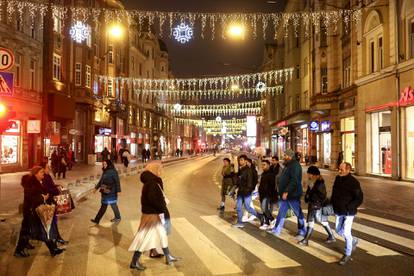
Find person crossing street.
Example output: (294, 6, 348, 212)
(217, 158, 234, 213)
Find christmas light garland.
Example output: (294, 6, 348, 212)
(174, 118, 248, 126)
(2, 0, 362, 39)
(158, 100, 265, 111)
(171, 107, 262, 116)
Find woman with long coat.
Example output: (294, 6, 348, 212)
(91, 159, 121, 224)
(27, 166, 64, 256)
(128, 161, 179, 271)
(41, 162, 68, 245)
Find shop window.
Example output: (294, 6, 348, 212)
(406, 106, 414, 179)
(53, 54, 61, 81)
(370, 111, 392, 176)
(85, 65, 91, 88)
(75, 63, 82, 86)
(1, 135, 19, 164)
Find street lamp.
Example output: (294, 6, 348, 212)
(227, 23, 246, 39)
(108, 23, 124, 40)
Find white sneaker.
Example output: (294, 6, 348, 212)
(269, 219, 276, 228)
(259, 224, 269, 230)
(247, 215, 256, 222)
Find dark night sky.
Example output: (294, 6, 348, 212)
(122, 0, 285, 78)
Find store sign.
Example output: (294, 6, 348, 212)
(0, 71, 13, 95)
(5, 120, 20, 133)
(400, 87, 414, 106)
(27, 120, 41, 133)
(321, 121, 332, 132)
(309, 121, 319, 131)
(69, 129, 77, 135)
(99, 128, 111, 136)
(276, 120, 288, 127)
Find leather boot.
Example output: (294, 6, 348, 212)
(323, 225, 336, 243)
(298, 227, 313, 246)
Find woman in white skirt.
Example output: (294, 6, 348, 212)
(129, 161, 180, 270)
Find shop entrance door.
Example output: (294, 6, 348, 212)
(379, 132, 392, 175)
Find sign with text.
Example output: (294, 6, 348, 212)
(0, 72, 13, 95)
(0, 48, 14, 71)
(321, 121, 332, 132)
(309, 121, 319, 131)
(400, 87, 414, 106)
(27, 120, 41, 133)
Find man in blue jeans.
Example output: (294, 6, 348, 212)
(331, 162, 363, 265)
(232, 155, 263, 228)
(269, 149, 306, 238)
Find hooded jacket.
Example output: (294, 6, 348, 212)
(140, 171, 170, 218)
(331, 174, 363, 216)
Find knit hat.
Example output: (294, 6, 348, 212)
(284, 149, 295, 158)
(307, 166, 321, 175)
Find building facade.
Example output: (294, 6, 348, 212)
(0, 2, 44, 172)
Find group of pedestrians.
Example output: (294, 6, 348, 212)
(51, 147, 75, 179)
(219, 150, 364, 265)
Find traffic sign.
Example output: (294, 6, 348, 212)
(0, 48, 14, 71)
(0, 72, 13, 95)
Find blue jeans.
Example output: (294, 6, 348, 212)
(236, 195, 258, 223)
(260, 198, 274, 224)
(335, 215, 355, 256)
(273, 199, 306, 236)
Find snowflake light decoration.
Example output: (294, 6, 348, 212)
(256, 81, 267, 93)
(173, 23, 193, 44)
(70, 21, 90, 43)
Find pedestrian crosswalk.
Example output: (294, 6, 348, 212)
(15, 210, 413, 276)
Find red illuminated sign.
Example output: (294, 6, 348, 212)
(399, 87, 414, 106)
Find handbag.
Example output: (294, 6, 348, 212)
(99, 183, 113, 194)
(322, 204, 334, 216)
(54, 190, 73, 216)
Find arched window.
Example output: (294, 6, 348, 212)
(401, 0, 414, 59)
(364, 11, 383, 73)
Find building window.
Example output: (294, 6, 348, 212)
(16, 18, 22, 31)
(296, 95, 301, 111)
(108, 46, 113, 64)
(378, 37, 384, 69)
(31, 23, 36, 39)
(143, 112, 147, 127)
(53, 10, 63, 34)
(131, 56, 135, 71)
(30, 60, 35, 90)
(86, 26, 92, 47)
(321, 67, 328, 94)
(53, 54, 61, 81)
(343, 57, 351, 88)
(75, 63, 82, 86)
(410, 21, 414, 59)
(370, 41, 375, 73)
(107, 79, 114, 97)
(93, 75, 98, 95)
(161, 65, 165, 72)
(296, 65, 300, 79)
(139, 63, 142, 76)
(320, 26, 327, 47)
(304, 90, 309, 109)
(15, 55, 21, 87)
(85, 65, 91, 88)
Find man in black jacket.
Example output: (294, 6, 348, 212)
(331, 162, 363, 265)
(258, 160, 276, 229)
(233, 155, 262, 228)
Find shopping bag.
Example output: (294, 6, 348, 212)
(35, 203, 56, 239)
(54, 193, 73, 216)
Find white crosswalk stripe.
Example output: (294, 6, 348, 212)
(201, 215, 301, 269)
(356, 212, 414, 233)
(172, 217, 242, 275)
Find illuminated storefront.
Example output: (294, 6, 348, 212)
(340, 117, 355, 168)
(1, 120, 20, 165)
(95, 127, 111, 161)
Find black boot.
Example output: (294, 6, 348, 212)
(298, 227, 313, 246)
(130, 251, 146, 270)
(46, 240, 64, 257)
(323, 225, 336, 243)
(162, 247, 181, 265)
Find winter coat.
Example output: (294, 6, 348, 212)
(258, 170, 277, 202)
(101, 149, 110, 161)
(140, 171, 170, 218)
(331, 174, 363, 216)
(304, 178, 327, 210)
(28, 176, 58, 241)
(43, 173, 61, 197)
(21, 174, 32, 215)
(237, 165, 254, 197)
(222, 165, 234, 187)
(95, 165, 121, 201)
(278, 159, 303, 200)
(51, 153, 59, 171)
(270, 164, 281, 176)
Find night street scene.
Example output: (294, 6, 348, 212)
(1, 0, 414, 275)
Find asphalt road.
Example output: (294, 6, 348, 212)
(1, 155, 414, 276)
